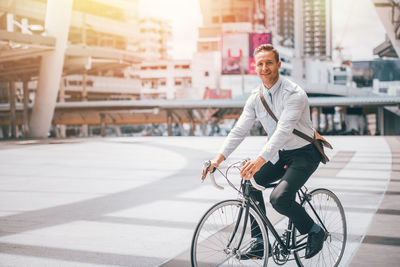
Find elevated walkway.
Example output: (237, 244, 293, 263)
(1, 95, 399, 137)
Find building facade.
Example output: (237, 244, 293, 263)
(132, 60, 193, 100)
(195, 0, 299, 97)
(302, 0, 332, 58)
(138, 17, 172, 60)
(276, 0, 295, 48)
(197, 0, 267, 53)
(0, 0, 143, 103)
(292, 0, 332, 82)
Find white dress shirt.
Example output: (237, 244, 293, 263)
(218, 76, 314, 164)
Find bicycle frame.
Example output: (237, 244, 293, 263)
(229, 180, 331, 258)
(227, 180, 291, 256)
(298, 188, 329, 233)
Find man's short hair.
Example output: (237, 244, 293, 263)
(253, 44, 280, 63)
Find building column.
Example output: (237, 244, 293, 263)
(22, 80, 30, 138)
(200, 114, 207, 136)
(81, 71, 88, 137)
(109, 116, 120, 137)
(100, 113, 106, 137)
(9, 81, 16, 138)
(167, 110, 172, 136)
(376, 107, 384, 136)
(57, 77, 66, 138)
(171, 111, 185, 136)
(29, 0, 73, 138)
(188, 110, 195, 136)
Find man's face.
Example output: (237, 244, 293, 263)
(255, 50, 281, 87)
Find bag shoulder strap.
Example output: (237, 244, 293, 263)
(258, 86, 314, 143)
(259, 86, 279, 122)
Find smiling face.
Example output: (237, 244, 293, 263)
(255, 50, 281, 89)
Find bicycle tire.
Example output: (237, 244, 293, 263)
(293, 188, 347, 267)
(191, 199, 269, 267)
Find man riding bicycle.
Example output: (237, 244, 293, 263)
(202, 44, 325, 260)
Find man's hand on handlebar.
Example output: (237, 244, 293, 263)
(201, 154, 225, 181)
(240, 156, 266, 180)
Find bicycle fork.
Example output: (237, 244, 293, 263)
(225, 198, 250, 256)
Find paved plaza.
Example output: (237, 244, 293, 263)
(0, 136, 399, 266)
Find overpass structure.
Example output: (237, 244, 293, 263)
(1, 95, 399, 137)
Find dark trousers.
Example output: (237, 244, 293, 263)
(250, 144, 321, 237)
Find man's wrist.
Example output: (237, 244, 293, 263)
(256, 156, 267, 164)
(214, 154, 225, 164)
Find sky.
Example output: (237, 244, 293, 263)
(139, 0, 386, 61)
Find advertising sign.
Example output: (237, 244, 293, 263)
(221, 33, 249, 74)
(221, 33, 272, 75)
(248, 33, 272, 74)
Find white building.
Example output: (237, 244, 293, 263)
(138, 17, 172, 60)
(373, 80, 400, 96)
(191, 51, 222, 99)
(132, 60, 193, 99)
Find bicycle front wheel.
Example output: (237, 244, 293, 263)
(191, 199, 269, 267)
(293, 189, 347, 267)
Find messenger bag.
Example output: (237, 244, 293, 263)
(259, 86, 332, 164)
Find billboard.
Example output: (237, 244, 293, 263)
(248, 33, 272, 74)
(221, 33, 249, 74)
(221, 33, 272, 75)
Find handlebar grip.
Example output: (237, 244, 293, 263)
(250, 177, 266, 191)
(201, 160, 211, 181)
(210, 173, 224, 190)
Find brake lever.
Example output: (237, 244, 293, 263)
(201, 160, 211, 182)
(201, 160, 224, 190)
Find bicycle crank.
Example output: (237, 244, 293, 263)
(272, 240, 289, 265)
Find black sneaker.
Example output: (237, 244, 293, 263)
(305, 228, 326, 259)
(238, 241, 272, 260)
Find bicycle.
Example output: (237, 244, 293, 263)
(191, 159, 347, 267)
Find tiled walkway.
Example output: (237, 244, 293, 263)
(0, 136, 398, 266)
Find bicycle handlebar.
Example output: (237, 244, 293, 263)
(250, 177, 266, 191)
(202, 159, 266, 191)
(209, 172, 224, 190)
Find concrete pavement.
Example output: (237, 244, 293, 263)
(349, 137, 400, 267)
(0, 136, 398, 266)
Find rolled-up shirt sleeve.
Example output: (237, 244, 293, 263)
(218, 95, 256, 159)
(258, 90, 308, 162)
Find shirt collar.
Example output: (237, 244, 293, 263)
(262, 76, 282, 96)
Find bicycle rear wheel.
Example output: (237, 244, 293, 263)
(191, 199, 269, 267)
(293, 189, 347, 267)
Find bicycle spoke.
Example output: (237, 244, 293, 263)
(293, 189, 347, 267)
(191, 200, 268, 266)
